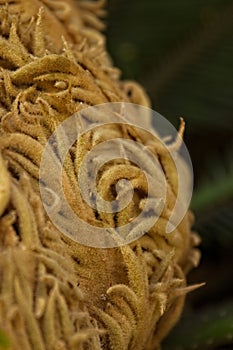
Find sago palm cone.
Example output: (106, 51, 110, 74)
(0, 1, 201, 349)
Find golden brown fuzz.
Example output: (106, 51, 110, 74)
(0, 1, 201, 349)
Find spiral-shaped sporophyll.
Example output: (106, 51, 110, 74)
(39, 103, 193, 248)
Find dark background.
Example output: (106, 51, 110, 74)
(106, 1, 233, 349)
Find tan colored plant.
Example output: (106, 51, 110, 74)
(0, 1, 201, 349)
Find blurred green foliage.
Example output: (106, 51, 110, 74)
(106, 1, 233, 349)
(0, 329, 10, 349)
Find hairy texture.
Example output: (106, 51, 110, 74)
(0, 1, 200, 349)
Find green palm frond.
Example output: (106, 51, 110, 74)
(191, 145, 233, 247)
(195, 201, 233, 250)
(191, 147, 233, 213)
(162, 300, 233, 350)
